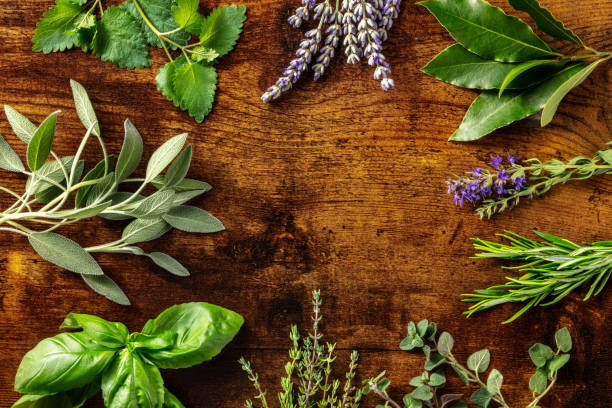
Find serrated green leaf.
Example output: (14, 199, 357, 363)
(0, 133, 24, 172)
(548, 354, 570, 372)
(122, 217, 172, 244)
(419, 0, 554, 62)
(81, 274, 131, 305)
(498, 59, 561, 96)
(467, 349, 490, 373)
(162, 205, 224, 233)
(529, 368, 548, 393)
(128, 189, 176, 218)
(122, 0, 190, 49)
(508, 0, 583, 46)
(541, 59, 606, 126)
(156, 55, 188, 106)
(172, 0, 204, 35)
(93, 6, 151, 69)
(529, 343, 554, 367)
(172, 62, 217, 123)
(450, 64, 585, 141)
(116, 119, 144, 183)
(75, 155, 114, 207)
(4, 105, 37, 143)
(27, 111, 59, 171)
(555, 327, 572, 352)
(28, 232, 103, 275)
(199, 5, 247, 58)
(32, 0, 85, 53)
(70, 79, 100, 136)
(164, 145, 192, 188)
(145, 133, 187, 182)
(148, 252, 190, 277)
(486, 369, 503, 395)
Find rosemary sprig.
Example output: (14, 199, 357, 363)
(462, 230, 612, 323)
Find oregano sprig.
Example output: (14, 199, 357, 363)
(420, 0, 611, 141)
(0, 80, 225, 305)
(33, 0, 247, 123)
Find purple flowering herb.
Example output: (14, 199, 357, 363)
(261, 0, 402, 103)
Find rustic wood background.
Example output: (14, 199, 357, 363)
(0, 1, 610, 407)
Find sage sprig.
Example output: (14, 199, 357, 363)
(463, 230, 612, 323)
(420, 0, 611, 141)
(12, 302, 244, 408)
(33, 0, 247, 123)
(366, 322, 572, 408)
(447, 141, 612, 218)
(0, 80, 224, 305)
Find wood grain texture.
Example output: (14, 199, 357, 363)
(0, 0, 610, 407)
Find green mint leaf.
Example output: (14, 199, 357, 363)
(508, 0, 584, 46)
(529, 368, 548, 393)
(498, 59, 562, 96)
(101, 349, 164, 408)
(486, 369, 503, 395)
(92, 6, 151, 69)
(164, 145, 192, 188)
(28, 232, 104, 276)
(122, 217, 172, 244)
(199, 4, 247, 58)
(450, 64, 585, 141)
(172, 0, 204, 35)
(60, 313, 129, 348)
(156, 55, 189, 105)
(121, 0, 190, 49)
(555, 327, 572, 352)
(27, 111, 59, 171)
(148, 252, 190, 277)
(115, 119, 144, 183)
(4, 105, 37, 143)
(14, 332, 115, 394)
(437, 331, 454, 356)
(163, 388, 187, 408)
(541, 58, 606, 126)
(162, 205, 225, 233)
(145, 133, 187, 182)
(469, 388, 492, 408)
(70, 79, 100, 136)
(32, 0, 84, 53)
(0, 133, 25, 173)
(528, 343, 554, 367)
(81, 274, 131, 305)
(140, 302, 244, 368)
(75, 155, 115, 207)
(467, 349, 491, 373)
(172, 62, 217, 123)
(419, 0, 554, 62)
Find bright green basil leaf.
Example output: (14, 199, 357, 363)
(115, 119, 143, 183)
(122, 217, 172, 244)
(508, 0, 583, 46)
(541, 59, 606, 126)
(152, 175, 211, 193)
(162, 205, 224, 233)
(156, 55, 189, 106)
(28, 232, 103, 276)
(81, 274, 131, 306)
(26, 156, 75, 194)
(101, 349, 164, 408)
(486, 368, 503, 395)
(450, 64, 585, 141)
(148, 252, 190, 277)
(528, 343, 554, 367)
(172, 0, 204, 35)
(420, 0, 554, 62)
(172, 62, 217, 123)
(548, 354, 570, 372)
(85, 172, 116, 206)
(164, 145, 192, 188)
(75, 155, 115, 207)
(32, 0, 84, 53)
(199, 5, 247, 58)
(127, 190, 176, 219)
(70, 79, 100, 136)
(467, 349, 490, 373)
(11, 394, 72, 408)
(437, 331, 454, 356)
(529, 368, 548, 393)
(469, 388, 492, 408)
(0, 133, 25, 172)
(129, 332, 178, 351)
(92, 6, 150, 69)
(140, 302, 244, 368)
(163, 388, 186, 408)
(15, 332, 115, 394)
(4, 105, 37, 143)
(555, 327, 572, 352)
(122, 0, 190, 50)
(499, 59, 562, 96)
(27, 111, 59, 171)
(60, 313, 129, 348)
(145, 133, 188, 182)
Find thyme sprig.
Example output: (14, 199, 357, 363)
(462, 230, 612, 323)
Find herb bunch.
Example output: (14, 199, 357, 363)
(261, 0, 402, 103)
(33, 0, 247, 123)
(447, 142, 612, 218)
(0, 80, 224, 305)
(463, 230, 612, 323)
(240, 290, 363, 408)
(421, 0, 612, 141)
(12, 302, 244, 408)
(366, 321, 572, 408)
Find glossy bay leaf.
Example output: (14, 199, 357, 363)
(498, 59, 562, 96)
(28, 232, 104, 276)
(508, 0, 583, 46)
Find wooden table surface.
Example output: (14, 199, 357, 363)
(0, 1, 610, 407)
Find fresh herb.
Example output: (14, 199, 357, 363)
(366, 322, 572, 408)
(261, 0, 402, 103)
(240, 290, 363, 408)
(463, 230, 612, 323)
(11, 302, 244, 408)
(447, 142, 612, 218)
(0, 80, 224, 305)
(420, 0, 611, 141)
(33, 0, 247, 123)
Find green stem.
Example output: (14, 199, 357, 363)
(132, 0, 175, 61)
